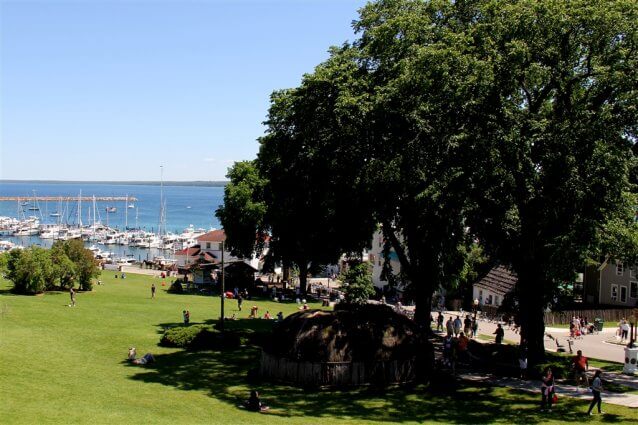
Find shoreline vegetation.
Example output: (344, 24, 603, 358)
(0, 179, 228, 187)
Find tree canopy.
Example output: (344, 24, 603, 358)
(218, 0, 637, 363)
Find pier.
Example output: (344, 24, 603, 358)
(0, 196, 137, 202)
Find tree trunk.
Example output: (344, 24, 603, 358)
(298, 262, 309, 295)
(411, 267, 433, 329)
(518, 271, 546, 366)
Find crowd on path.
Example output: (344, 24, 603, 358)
(432, 309, 622, 415)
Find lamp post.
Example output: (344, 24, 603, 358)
(220, 240, 225, 332)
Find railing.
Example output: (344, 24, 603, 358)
(544, 308, 636, 325)
(259, 351, 416, 386)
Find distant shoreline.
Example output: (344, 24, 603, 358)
(0, 180, 228, 187)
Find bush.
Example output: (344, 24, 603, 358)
(160, 325, 240, 350)
(535, 360, 570, 379)
(167, 280, 184, 294)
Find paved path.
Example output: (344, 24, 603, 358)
(460, 372, 638, 408)
(438, 310, 630, 364)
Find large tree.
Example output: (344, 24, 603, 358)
(218, 50, 377, 293)
(458, 0, 638, 363)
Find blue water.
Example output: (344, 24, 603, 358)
(0, 182, 224, 233)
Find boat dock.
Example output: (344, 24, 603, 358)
(0, 196, 137, 202)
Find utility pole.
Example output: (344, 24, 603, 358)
(220, 240, 225, 332)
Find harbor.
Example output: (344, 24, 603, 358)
(0, 181, 225, 264)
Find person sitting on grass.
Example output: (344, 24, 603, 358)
(244, 390, 269, 412)
(263, 311, 272, 320)
(249, 305, 259, 318)
(133, 353, 155, 365)
(276, 312, 284, 322)
(127, 348, 154, 365)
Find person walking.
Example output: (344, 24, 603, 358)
(183, 310, 190, 325)
(540, 367, 555, 412)
(237, 294, 243, 311)
(436, 312, 444, 332)
(463, 315, 472, 336)
(587, 370, 604, 415)
(69, 287, 76, 307)
(620, 319, 630, 341)
(151, 283, 156, 299)
(572, 350, 589, 390)
(446, 317, 454, 336)
(471, 316, 478, 338)
(453, 315, 462, 337)
(494, 324, 504, 344)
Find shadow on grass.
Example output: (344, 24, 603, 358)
(126, 344, 615, 423)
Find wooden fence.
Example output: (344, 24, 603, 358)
(544, 308, 636, 325)
(259, 351, 416, 386)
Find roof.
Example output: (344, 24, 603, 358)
(197, 229, 226, 243)
(473, 265, 517, 297)
(174, 245, 201, 257)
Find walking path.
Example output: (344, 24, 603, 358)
(460, 372, 638, 408)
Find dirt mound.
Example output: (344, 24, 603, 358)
(265, 304, 428, 362)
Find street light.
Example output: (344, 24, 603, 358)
(220, 240, 225, 332)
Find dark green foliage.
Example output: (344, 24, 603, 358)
(52, 239, 100, 291)
(340, 262, 375, 305)
(160, 325, 240, 350)
(6, 247, 56, 294)
(215, 161, 268, 259)
(167, 280, 184, 294)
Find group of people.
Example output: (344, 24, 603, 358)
(436, 313, 480, 339)
(539, 350, 605, 415)
(570, 316, 596, 337)
(617, 318, 631, 341)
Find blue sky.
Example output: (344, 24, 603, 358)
(0, 0, 366, 181)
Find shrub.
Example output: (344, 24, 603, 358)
(167, 280, 184, 294)
(160, 325, 240, 350)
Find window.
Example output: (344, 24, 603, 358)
(206, 242, 211, 249)
(630, 281, 638, 299)
(611, 284, 618, 301)
(616, 262, 624, 276)
(631, 267, 637, 279)
(620, 286, 628, 303)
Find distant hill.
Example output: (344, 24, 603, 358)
(0, 180, 228, 187)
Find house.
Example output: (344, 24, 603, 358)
(472, 265, 517, 308)
(174, 245, 217, 267)
(369, 229, 402, 289)
(583, 259, 638, 307)
(196, 229, 269, 272)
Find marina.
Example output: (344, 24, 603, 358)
(0, 181, 225, 263)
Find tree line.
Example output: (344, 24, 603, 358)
(216, 0, 638, 364)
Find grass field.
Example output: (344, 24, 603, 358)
(1, 271, 637, 424)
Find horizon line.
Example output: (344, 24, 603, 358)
(0, 179, 229, 187)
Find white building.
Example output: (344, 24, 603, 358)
(472, 265, 517, 308)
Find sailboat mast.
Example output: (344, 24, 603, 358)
(93, 195, 97, 228)
(77, 190, 82, 227)
(125, 194, 129, 229)
(159, 165, 165, 237)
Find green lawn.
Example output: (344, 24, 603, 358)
(1, 272, 636, 424)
